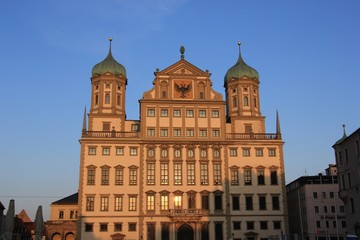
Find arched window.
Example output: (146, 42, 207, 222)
(244, 96, 249, 106)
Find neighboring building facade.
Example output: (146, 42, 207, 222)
(333, 127, 360, 236)
(77, 40, 288, 240)
(286, 165, 347, 240)
(45, 193, 78, 240)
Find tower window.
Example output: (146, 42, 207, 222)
(232, 97, 237, 107)
(199, 92, 204, 99)
(95, 94, 99, 105)
(254, 97, 257, 108)
(244, 96, 249, 106)
(105, 94, 110, 104)
(117, 94, 120, 106)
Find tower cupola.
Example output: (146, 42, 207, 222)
(92, 38, 126, 77)
(224, 42, 258, 84)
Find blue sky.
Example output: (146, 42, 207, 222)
(0, 0, 359, 220)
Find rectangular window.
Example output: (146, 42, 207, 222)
(186, 110, 194, 117)
(245, 196, 253, 210)
(129, 196, 137, 211)
(212, 129, 220, 137)
(199, 110, 206, 117)
(173, 129, 181, 137)
(147, 109, 155, 117)
(130, 147, 138, 156)
(100, 197, 109, 211)
(271, 170, 278, 185)
(131, 124, 139, 131)
(70, 210, 76, 219)
(260, 221, 268, 230)
(58, 210, 64, 219)
(232, 195, 240, 210)
(147, 195, 155, 211)
(213, 163, 221, 185)
(330, 192, 335, 198)
(202, 195, 209, 210)
(259, 196, 266, 210)
(161, 109, 168, 117)
(233, 221, 241, 230)
(255, 148, 263, 156)
(230, 148, 237, 156)
(160, 195, 169, 211)
(246, 221, 254, 230)
(174, 162, 182, 185)
(272, 196, 280, 210)
(87, 169, 95, 185)
(186, 129, 194, 137)
(268, 148, 276, 157)
(101, 169, 109, 185)
(242, 148, 250, 157)
(199, 129, 207, 137)
(161, 162, 169, 185)
(128, 223, 137, 232)
(85, 223, 93, 232)
(257, 169, 265, 185)
(129, 169, 137, 185)
(187, 162, 195, 185)
(231, 169, 239, 185)
(114, 223, 122, 232)
(114, 196, 123, 211)
(214, 194, 222, 210)
(147, 162, 155, 185)
(200, 163, 208, 185)
(115, 169, 123, 185)
(116, 147, 124, 155)
(100, 223, 109, 232)
(88, 147, 96, 155)
(211, 109, 219, 118)
(315, 206, 319, 213)
(102, 147, 110, 155)
(313, 192, 318, 199)
(160, 129, 169, 137)
(147, 128, 155, 136)
(273, 221, 281, 230)
(86, 196, 94, 211)
(173, 110, 181, 117)
(331, 206, 335, 213)
(316, 221, 321, 228)
(244, 169, 252, 185)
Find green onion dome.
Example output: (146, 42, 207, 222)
(92, 38, 126, 77)
(225, 42, 258, 84)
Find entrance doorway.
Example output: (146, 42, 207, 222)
(177, 224, 194, 240)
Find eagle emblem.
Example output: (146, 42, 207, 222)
(174, 82, 192, 98)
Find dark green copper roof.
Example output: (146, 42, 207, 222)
(92, 38, 126, 77)
(225, 43, 259, 83)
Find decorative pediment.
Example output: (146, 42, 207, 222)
(158, 59, 209, 77)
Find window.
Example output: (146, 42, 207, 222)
(128, 223, 137, 232)
(85, 223, 93, 232)
(70, 210, 76, 219)
(161, 109, 168, 117)
(202, 194, 209, 210)
(129, 168, 137, 185)
(186, 129, 194, 137)
(114, 223, 122, 232)
(160, 129, 169, 137)
(313, 192, 318, 199)
(58, 210, 64, 219)
(314, 206, 319, 213)
(340, 205, 345, 213)
(186, 110, 194, 117)
(116, 147, 124, 155)
(243, 96, 249, 106)
(174, 162, 182, 185)
(211, 110, 219, 118)
(233, 221, 241, 230)
(273, 221, 281, 230)
(88, 147, 96, 155)
(330, 192, 335, 198)
(129, 196, 137, 211)
(188, 193, 196, 209)
(246, 221, 254, 230)
(160, 162, 169, 185)
(331, 206, 336, 213)
(130, 147, 138, 156)
(102, 122, 110, 131)
(242, 148, 250, 157)
(114, 196, 123, 211)
(259, 196, 267, 210)
(232, 195, 240, 210)
(244, 169, 252, 185)
(187, 149, 194, 158)
(174, 195, 182, 209)
(230, 148, 237, 156)
(147, 195, 155, 211)
(100, 197, 109, 211)
(101, 168, 109, 185)
(199, 129, 207, 137)
(200, 162, 209, 185)
(214, 193, 223, 210)
(115, 168, 124, 185)
(257, 169, 265, 185)
(87, 168, 95, 185)
(199, 110, 206, 117)
(174, 149, 181, 158)
(270, 169, 278, 185)
(147, 128, 155, 136)
(260, 221, 268, 230)
(316, 221, 321, 228)
(105, 94, 110, 104)
(233, 96, 238, 107)
(213, 149, 220, 158)
(212, 129, 220, 137)
(173, 109, 181, 117)
(322, 192, 327, 199)
(245, 196, 253, 210)
(131, 124, 139, 131)
(147, 149, 155, 158)
(173, 129, 181, 137)
(95, 94, 99, 105)
(341, 221, 346, 228)
(231, 169, 239, 185)
(147, 109, 155, 117)
(147, 162, 155, 185)
(161, 149, 168, 158)
(213, 163, 221, 185)
(200, 149, 207, 158)
(86, 196, 94, 211)
(268, 148, 276, 157)
(187, 162, 195, 185)
(160, 194, 169, 211)
(102, 147, 110, 155)
(256, 148, 263, 157)
(272, 196, 280, 210)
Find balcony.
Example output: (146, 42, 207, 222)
(226, 133, 281, 140)
(82, 130, 140, 138)
(168, 209, 202, 222)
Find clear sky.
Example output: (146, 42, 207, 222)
(0, 0, 359, 220)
